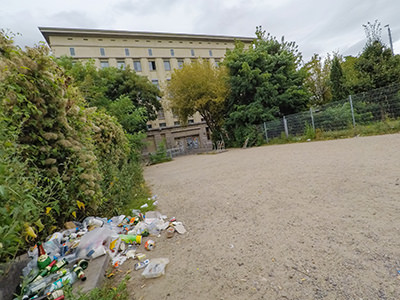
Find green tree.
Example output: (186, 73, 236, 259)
(303, 54, 332, 106)
(341, 55, 361, 94)
(223, 27, 309, 146)
(166, 59, 229, 141)
(354, 40, 400, 91)
(330, 55, 348, 101)
(57, 57, 161, 127)
(342, 21, 400, 93)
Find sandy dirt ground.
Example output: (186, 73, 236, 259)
(113, 134, 400, 300)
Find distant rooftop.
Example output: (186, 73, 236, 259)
(39, 27, 254, 45)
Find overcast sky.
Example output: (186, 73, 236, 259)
(1, 0, 399, 62)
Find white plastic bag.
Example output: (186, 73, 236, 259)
(141, 258, 169, 278)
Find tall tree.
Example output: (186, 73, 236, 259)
(343, 20, 400, 93)
(341, 55, 361, 94)
(330, 55, 348, 101)
(303, 54, 332, 106)
(57, 57, 161, 131)
(223, 27, 309, 146)
(166, 59, 229, 142)
(354, 40, 400, 91)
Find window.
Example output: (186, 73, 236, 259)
(159, 123, 167, 128)
(209, 50, 213, 57)
(69, 47, 75, 56)
(133, 61, 142, 72)
(170, 49, 175, 56)
(152, 79, 159, 88)
(157, 109, 165, 119)
(164, 60, 171, 71)
(148, 48, 153, 56)
(149, 61, 156, 71)
(100, 48, 105, 56)
(117, 60, 126, 70)
(125, 48, 130, 56)
(214, 59, 220, 67)
(188, 119, 194, 124)
(174, 121, 180, 126)
(100, 61, 109, 68)
(147, 124, 152, 129)
(177, 60, 184, 69)
(191, 49, 195, 56)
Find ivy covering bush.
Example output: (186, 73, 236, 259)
(0, 32, 148, 262)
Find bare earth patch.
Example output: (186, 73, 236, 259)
(118, 134, 400, 299)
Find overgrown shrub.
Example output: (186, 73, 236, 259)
(0, 32, 149, 262)
(149, 141, 171, 165)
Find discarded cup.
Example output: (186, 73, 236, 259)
(144, 240, 155, 251)
(166, 227, 175, 238)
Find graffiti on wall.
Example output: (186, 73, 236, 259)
(186, 136, 199, 150)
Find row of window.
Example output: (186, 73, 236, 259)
(98, 58, 219, 71)
(69, 47, 213, 58)
(67, 37, 228, 46)
(147, 119, 195, 129)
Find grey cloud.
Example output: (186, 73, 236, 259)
(46, 11, 102, 29)
(112, 0, 181, 16)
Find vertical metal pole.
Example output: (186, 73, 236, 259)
(283, 116, 289, 138)
(385, 25, 394, 55)
(310, 107, 315, 131)
(263, 122, 269, 143)
(349, 95, 356, 128)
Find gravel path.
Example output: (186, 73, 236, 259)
(121, 134, 400, 300)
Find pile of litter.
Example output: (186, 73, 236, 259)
(18, 206, 186, 300)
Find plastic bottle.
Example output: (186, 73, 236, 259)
(61, 227, 79, 238)
(134, 259, 150, 270)
(43, 240, 61, 258)
(82, 217, 105, 229)
(119, 234, 142, 244)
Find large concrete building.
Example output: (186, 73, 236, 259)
(39, 27, 253, 154)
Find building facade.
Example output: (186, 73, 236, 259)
(39, 27, 253, 154)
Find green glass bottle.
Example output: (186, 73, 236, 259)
(37, 242, 51, 270)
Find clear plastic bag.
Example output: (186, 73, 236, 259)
(142, 258, 169, 278)
(76, 227, 113, 259)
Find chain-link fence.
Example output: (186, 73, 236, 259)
(261, 84, 400, 142)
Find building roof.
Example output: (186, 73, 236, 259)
(39, 27, 254, 45)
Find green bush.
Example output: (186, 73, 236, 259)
(0, 32, 149, 262)
(64, 276, 130, 300)
(304, 122, 316, 139)
(149, 140, 171, 165)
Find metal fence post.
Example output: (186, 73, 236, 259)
(349, 95, 356, 128)
(263, 122, 269, 143)
(310, 107, 315, 131)
(283, 116, 289, 138)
